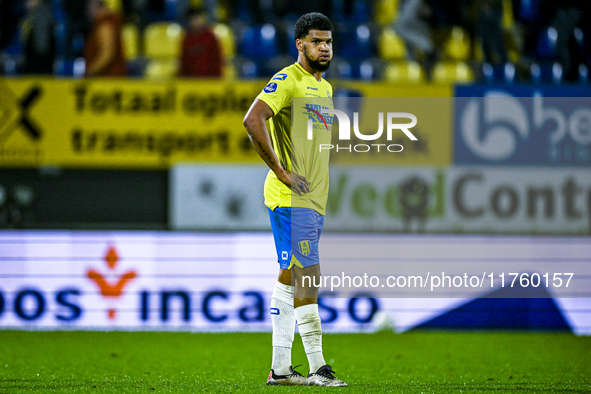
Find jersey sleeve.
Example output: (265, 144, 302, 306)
(256, 72, 293, 115)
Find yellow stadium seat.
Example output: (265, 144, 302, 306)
(104, 0, 122, 12)
(384, 61, 425, 83)
(378, 28, 406, 61)
(502, 0, 514, 29)
(433, 61, 474, 83)
(222, 63, 237, 79)
(145, 59, 178, 80)
(444, 27, 470, 61)
(122, 24, 139, 60)
(213, 23, 236, 59)
(144, 23, 185, 59)
(374, 0, 399, 26)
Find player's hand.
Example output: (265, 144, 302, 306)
(277, 170, 310, 196)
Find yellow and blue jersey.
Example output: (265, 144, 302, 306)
(256, 62, 334, 215)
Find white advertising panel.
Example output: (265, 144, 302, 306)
(0, 231, 589, 334)
(324, 166, 591, 234)
(170, 165, 271, 230)
(171, 165, 591, 234)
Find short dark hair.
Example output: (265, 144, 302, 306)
(294, 12, 334, 40)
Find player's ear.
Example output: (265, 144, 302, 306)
(296, 38, 303, 52)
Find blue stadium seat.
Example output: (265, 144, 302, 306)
(337, 24, 374, 61)
(578, 64, 588, 83)
(235, 58, 260, 79)
(239, 24, 280, 61)
(517, 0, 542, 23)
(358, 59, 378, 81)
(333, 0, 370, 23)
(53, 57, 86, 78)
(54, 22, 68, 57)
(164, 0, 178, 21)
(482, 62, 516, 83)
(335, 58, 353, 79)
(535, 27, 558, 61)
(530, 62, 562, 84)
(285, 24, 298, 59)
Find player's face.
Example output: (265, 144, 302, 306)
(298, 30, 333, 72)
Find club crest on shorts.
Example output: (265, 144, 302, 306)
(298, 240, 311, 256)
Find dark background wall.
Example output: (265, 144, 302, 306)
(0, 169, 167, 229)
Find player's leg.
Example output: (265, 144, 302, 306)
(291, 208, 347, 387)
(266, 208, 306, 386)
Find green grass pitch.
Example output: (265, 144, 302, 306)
(0, 331, 589, 393)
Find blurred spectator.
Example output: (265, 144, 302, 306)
(63, 0, 90, 57)
(473, 0, 507, 65)
(552, 0, 588, 81)
(511, 0, 553, 62)
(84, 0, 128, 76)
(394, 0, 467, 79)
(0, 0, 23, 51)
(179, 7, 223, 78)
(20, 0, 56, 74)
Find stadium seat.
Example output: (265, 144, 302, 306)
(282, 23, 299, 59)
(122, 24, 139, 60)
(104, 0, 122, 12)
(378, 29, 406, 61)
(502, 0, 515, 29)
(338, 24, 374, 61)
(236, 58, 259, 79)
(433, 61, 474, 83)
(239, 24, 280, 61)
(482, 62, 516, 83)
(2, 57, 18, 75)
(53, 57, 86, 77)
(164, 0, 179, 21)
(144, 58, 178, 80)
(335, 58, 353, 80)
(343, 0, 370, 23)
(579, 64, 589, 83)
(358, 59, 379, 81)
(444, 27, 471, 62)
(54, 21, 68, 57)
(530, 62, 562, 84)
(517, 0, 542, 23)
(374, 0, 399, 26)
(213, 23, 236, 60)
(384, 61, 425, 83)
(144, 22, 185, 59)
(535, 26, 558, 61)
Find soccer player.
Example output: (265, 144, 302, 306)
(243, 12, 347, 387)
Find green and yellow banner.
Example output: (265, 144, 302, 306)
(0, 78, 452, 169)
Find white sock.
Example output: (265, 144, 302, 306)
(295, 303, 326, 373)
(270, 282, 295, 375)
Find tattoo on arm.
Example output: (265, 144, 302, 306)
(257, 140, 276, 167)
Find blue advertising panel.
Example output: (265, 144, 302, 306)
(454, 85, 591, 166)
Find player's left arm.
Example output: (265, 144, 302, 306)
(243, 99, 310, 195)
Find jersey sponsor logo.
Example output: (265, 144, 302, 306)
(264, 83, 278, 93)
(303, 104, 333, 131)
(307, 87, 318, 91)
(299, 240, 311, 256)
(272, 73, 288, 81)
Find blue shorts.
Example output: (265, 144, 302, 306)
(268, 207, 324, 269)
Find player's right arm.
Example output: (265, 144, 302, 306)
(243, 99, 309, 195)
